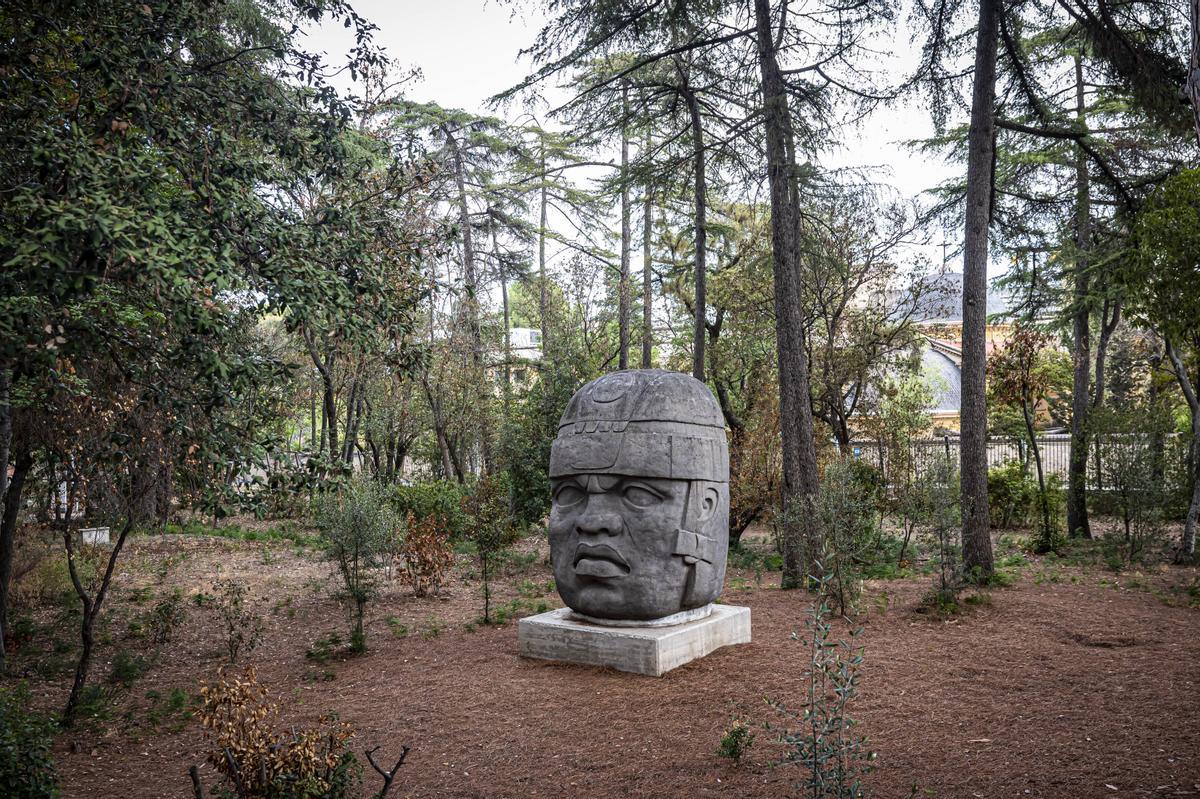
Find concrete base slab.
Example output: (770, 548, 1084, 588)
(518, 604, 751, 676)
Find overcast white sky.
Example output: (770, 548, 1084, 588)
(307, 0, 971, 271)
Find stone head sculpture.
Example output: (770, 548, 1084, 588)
(548, 369, 729, 623)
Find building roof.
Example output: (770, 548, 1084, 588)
(908, 271, 1017, 323)
(921, 344, 961, 415)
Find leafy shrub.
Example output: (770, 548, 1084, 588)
(314, 479, 401, 652)
(840, 458, 883, 507)
(497, 359, 590, 529)
(0, 683, 60, 798)
(109, 650, 154, 687)
(987, 460, 1037, 528)
(727, 541, 784, 576)
(461, 474, 519, 624)
(195, 667, 409, 799)
(401, 513, 454, 598)
(987, 460, 1064, 531)
(305, 633, 343, 665)
(212, 579, 264, 665)
(145, 589, 188, 645)
(1092, 406, 1178, 565)
(716, 718, 756, 765)
(914, 455, 962, 604)
(391, 481, 471, 538)
(767, 574, 873, 797)
(811, 458, 881, 615)
(198, 667, 359, 799)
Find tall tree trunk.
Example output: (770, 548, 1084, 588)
(0, 371, 10, 671)
(0, 446, 30, 673)
(1166, 341, 1199, 560)
(1188, 0, 1200, 146)
(341, 376, 359, 466)
(642, 129, 654, 369)
(422, 378, 458, 483)
(309, 389, 317, 451)
(443, 124, 490, 472)
(491, 218, 512, 402)
(960, 0, 1000, 580)
(1092, 298, 1120, 411)
(444, 126, 482, 359)
(1067, 52, 1093, 540)
(683, 81, 707, 382)
(63, 515, 132, 726)
(619, 84, 632, 371)
(1023, 396, 1053, 549)
(754, 0, 822, 589)
(539, 145, 550, 353)
(302, 329, 338, 461)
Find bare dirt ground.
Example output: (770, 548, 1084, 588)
(14, 522, 1200, 799)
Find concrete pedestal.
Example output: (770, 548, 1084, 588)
(518, 604, 751, 676)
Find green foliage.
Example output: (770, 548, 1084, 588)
(108, 651, 154, 688)
(862, 372, 934, 488)
(141, 687, 194, 733)
(0, 683, 60, 798)
(497, 358, 590, 529)
(212, 579, 264, 666)
(305, 633, 344, 665)
(917, 456, 962, 603)
(391, 482, 472, 539)
(144, 589, 188, 646)
(812, 459, 882, 616)
(162, 521, 321, 549)
(1133, 169, 1200, 346)
(727, 541, 785, 586)
(461, 474, 520, 624)
(1, 0, 422, 527)
(314, 479, 401, 652)
(767, 573, 873, 797)
(987, 461, 1064, 532)
(716, 717, 756, 764)
(1091, 406, 1176, 567)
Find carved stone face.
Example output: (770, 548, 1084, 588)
(549, 474, 722, 621)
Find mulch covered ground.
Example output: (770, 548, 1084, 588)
(37, 530, 1200, 798)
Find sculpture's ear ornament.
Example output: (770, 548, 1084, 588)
(673, 528, 717, 565)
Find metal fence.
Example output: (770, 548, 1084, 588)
(840, 433, 1186, 490)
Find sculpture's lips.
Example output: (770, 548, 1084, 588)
(573, 544, 630, 578)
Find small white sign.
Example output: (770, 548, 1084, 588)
(80, 527, 111, 545)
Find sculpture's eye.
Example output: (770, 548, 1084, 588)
(554, 484, 586, 508)
(622, 484, 661, 508)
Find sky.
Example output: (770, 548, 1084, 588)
(307, 0, 973, 273)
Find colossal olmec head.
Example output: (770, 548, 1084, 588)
(548, 369, 729, 622)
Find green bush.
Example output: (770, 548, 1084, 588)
(315, 479, 402, 652)
(391, 481, 471, 538)
(766, 572, 873, 796)
(841, 458, 883, 506)
(461, 473, 520, 624)
(0, 683, 60, 798)
(498, 358, 593, 529)
(716, 718, 755, 764)
(987, 460, 1063, 530)
(811, 458, 881, 615)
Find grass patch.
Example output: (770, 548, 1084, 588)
(385, 616, 409, 638)
(160, 520, 321, 548)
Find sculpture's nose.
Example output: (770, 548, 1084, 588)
(576, 489, 622, 537)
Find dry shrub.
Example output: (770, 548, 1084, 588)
(198, 666, 357, 798)
(401, 513, 453, 597)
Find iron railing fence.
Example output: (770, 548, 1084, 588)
(840, 433, 1187, 490)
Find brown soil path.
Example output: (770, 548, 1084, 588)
(44, 535, 1200, 798)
